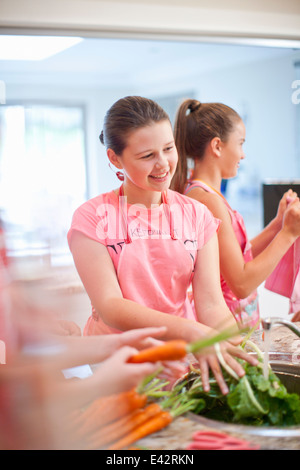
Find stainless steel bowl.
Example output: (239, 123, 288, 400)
(188, 354, 300, 440)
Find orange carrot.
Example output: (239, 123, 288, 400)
(85, 402, 162, 449)
(128, 340, 188, 363)
(76, 389, 148, 438)
(128, 326, 242, 364)
(77, 388, 139, 424)
(107, 410, 173, 450)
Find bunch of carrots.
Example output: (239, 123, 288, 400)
(69, 371, 198, 450)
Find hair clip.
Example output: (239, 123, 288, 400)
(187, 102, 201, 114)
(99, 130, 105, 145)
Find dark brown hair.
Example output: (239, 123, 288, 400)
(171, 99, 241, 194)
(99, 96, 170, 155)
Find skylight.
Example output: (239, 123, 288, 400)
(0, 35, 83, 61)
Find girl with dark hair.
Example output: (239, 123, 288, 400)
(68, 96, 257, 394)
(172, 98, 300, 327)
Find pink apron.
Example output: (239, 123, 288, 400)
(84, 187, 197, 336)
(185, 180, 259, 327)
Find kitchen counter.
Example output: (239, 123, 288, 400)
(136, 324, 300, 451)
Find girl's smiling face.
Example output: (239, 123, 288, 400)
(110, 120, 178, 204)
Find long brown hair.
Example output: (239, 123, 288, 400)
(171, 99, 241, 194)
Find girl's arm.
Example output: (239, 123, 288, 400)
(188, 188, 300, 299)
(191, 233, 256, 394)
(192, 233, 238, 331)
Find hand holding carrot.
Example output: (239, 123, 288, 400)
(134, 336, 189, 389)
(92, 346, 162, 397)
(127, 326, 259, 396)
(94, 326, 168, 362)
(116, 326, 168, 351)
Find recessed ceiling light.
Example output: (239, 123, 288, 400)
(0, 35, 83, 61)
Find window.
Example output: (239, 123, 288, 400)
(0, 104, 87, 267)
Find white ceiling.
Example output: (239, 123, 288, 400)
(0, 35, 298, 89)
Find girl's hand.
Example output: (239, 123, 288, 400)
(117, 326, 167, 350)
(275, 189, 298, 227)
(282, 197, 300, 239)
(194, 342, 258, 395)
(93, 346, 161, 396)
(97, 326, 168, 359)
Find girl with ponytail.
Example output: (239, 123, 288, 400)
(172, 99, 300, 327)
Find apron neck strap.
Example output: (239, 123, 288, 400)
(118, 185, 177, 242)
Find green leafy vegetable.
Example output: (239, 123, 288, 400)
(177, 343, 300, 427)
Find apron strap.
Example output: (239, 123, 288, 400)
(118, 185, 177, 242)
(118, 185, 132, 244)
(162, 190, 177, 240)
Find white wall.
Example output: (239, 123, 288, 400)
(140, 49, 300, 237)
(194, 50, 300, 235)
(191, 52, 300, 180)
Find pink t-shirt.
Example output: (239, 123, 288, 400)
(265, 238, 300, 314)
(68, 188, 220, 334)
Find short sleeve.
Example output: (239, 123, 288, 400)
(67, 195, 111, 248)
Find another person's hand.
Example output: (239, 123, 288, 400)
(92, 346, 161, 396)
(88, 326, 168, 362)
(282, 196, 300, 239)
(138, 336, 189, 389)
(275, 189, 298, 227)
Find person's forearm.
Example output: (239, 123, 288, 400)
(192, 281, 240, 341)
(96, 297, 210, 344)
(195, 303, 237, 331)
(56, 335, 122, 367)
(230, 228, 297, 298)
(250, 217, 281, 258)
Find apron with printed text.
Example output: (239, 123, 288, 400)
(84, 187, 197, 336)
